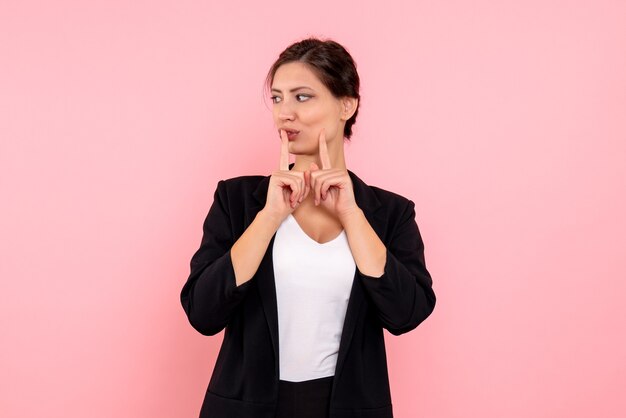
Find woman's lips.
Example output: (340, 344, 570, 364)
(282, 129, 300, 141)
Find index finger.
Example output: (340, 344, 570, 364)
(279, 129, 290, 170)
(318, 128, 331, 169)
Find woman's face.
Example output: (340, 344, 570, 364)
(270, 62, 347, 154)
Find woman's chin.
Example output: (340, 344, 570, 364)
(287, 141, 308, 150)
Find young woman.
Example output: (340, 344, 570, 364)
(180, 37, 436, 418)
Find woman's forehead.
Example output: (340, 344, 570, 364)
(272, 62, 323, 90)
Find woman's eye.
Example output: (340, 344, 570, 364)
(270, 94, 310, 104)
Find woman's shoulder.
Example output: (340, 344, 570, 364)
(213, 173, 268, 196)
(369, 185, 416, 221)
(344, 169, 417, 226)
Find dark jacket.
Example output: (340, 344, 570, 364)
(180, 164, 436, 418)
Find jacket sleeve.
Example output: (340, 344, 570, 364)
(180, 180, 254, 336)
(357, 199, 436, 336)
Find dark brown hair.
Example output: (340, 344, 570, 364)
(264, 37, 361, 141)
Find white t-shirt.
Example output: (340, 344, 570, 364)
(272, 213, 356, 382)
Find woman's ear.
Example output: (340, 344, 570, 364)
(340, 97, 358, 121)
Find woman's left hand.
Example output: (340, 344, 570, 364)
(307, 128, 360, 221)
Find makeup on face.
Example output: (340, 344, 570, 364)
(271, 62, 342, 146)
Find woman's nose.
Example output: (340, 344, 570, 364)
(277, 102, 295, 121)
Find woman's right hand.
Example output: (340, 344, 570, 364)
(262, 129, 310, 221)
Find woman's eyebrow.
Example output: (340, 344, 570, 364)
(271, 86, 314, 93)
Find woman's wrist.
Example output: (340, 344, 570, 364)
(257, 208, 284, 231)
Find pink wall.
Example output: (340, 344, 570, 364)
(1, 1, 625, 417)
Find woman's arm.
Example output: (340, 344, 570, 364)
(340, 199, 436, 336)
(231, 207, 282, 286)
(180, 180, 281, 336)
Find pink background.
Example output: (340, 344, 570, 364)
(1, 1, 625, 417)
